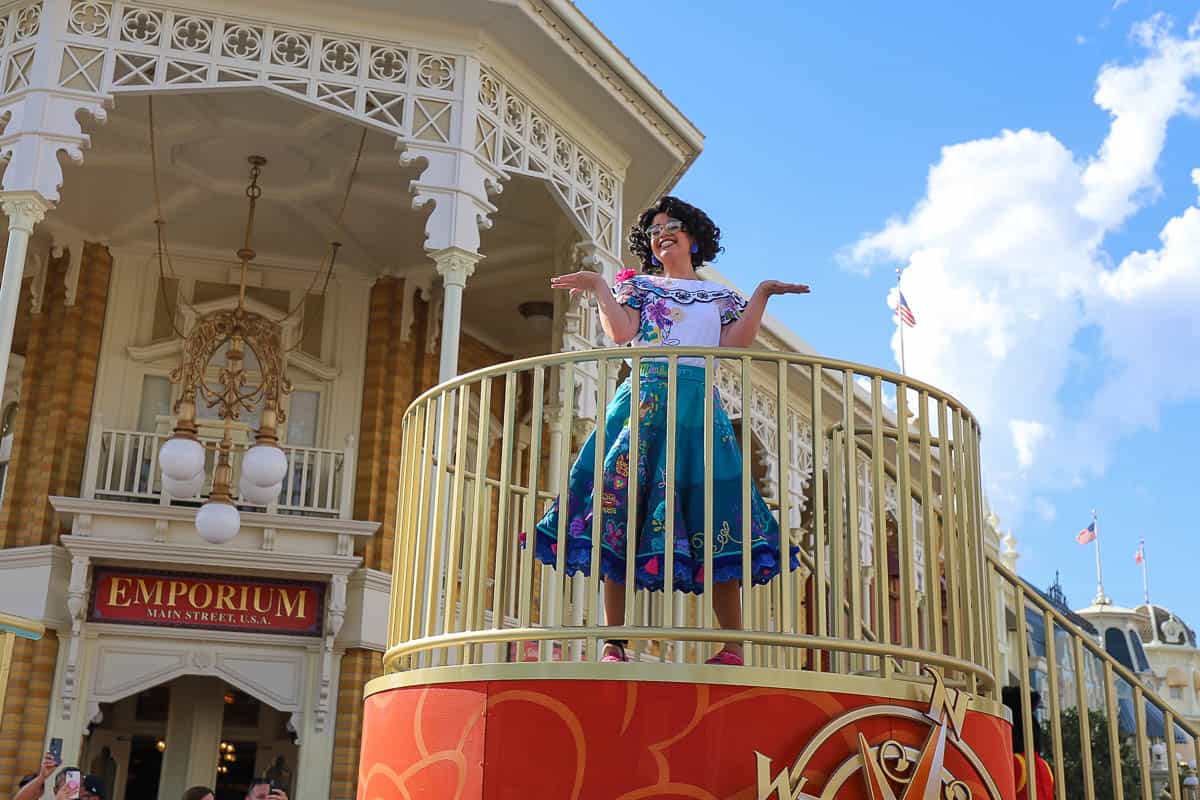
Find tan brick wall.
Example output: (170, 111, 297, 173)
(333, 279, 513, 799)
(0, 609, 59, 784)
(329, 647, 383, 799)
(0, 243, 111, 789)
(0, 243, 112, 549)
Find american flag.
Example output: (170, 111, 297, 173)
(896, 291, 916, 328)
(1076, 521, 1096, 545)
(1135, 540, 1145, 564)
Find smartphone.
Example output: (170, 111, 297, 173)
(63, 768, 80, 800)
(48, 737, 62, 764)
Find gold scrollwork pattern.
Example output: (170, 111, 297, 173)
(170, 308, 292, 423)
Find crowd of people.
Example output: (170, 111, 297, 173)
(11, 750, 288, 800)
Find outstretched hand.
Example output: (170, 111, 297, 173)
(755, 280, 811, 298)
(550, 270, 608, 299)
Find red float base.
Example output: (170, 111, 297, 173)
(358, 669, 1015, 800)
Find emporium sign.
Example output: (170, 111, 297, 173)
(89, 568, 324, 636)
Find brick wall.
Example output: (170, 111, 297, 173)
(0, 243, 112, 548)
(0, 632, 59, 785)
(328, 647, 382, 800)
(0, 241, 113, 789)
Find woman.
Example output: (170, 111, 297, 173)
(535, 196, 808, 665)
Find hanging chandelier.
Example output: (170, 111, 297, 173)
(145, 97, 361, 544)
(157, 156, 294, 544)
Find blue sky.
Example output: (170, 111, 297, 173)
(576, 1, 1200, 622)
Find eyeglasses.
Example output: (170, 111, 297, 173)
(645, 219, 685, 239)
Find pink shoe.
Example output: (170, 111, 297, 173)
(600, 640, 630, 663)
(705, 649, 744, 666)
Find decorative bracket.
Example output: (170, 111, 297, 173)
(399, 142, 502, 254)
(61, 554, 90, 719)
(315, 574, 348, 733)
(0, 92, 109, 203)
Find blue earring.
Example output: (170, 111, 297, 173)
(650, 256, 660, 267)
(690, 243, 699, 254)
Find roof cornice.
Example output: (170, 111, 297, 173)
(529, 0, 704, 178)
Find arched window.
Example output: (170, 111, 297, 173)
(1104, 627, 1134, 672)
(1128, 629, 1151, 672)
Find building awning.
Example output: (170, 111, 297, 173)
(1167, 666, 1188, 687)
(1193, 670, 1200, 691)
(1118, 698, 1192, 744)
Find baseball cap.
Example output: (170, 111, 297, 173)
(83, 775, 106, 798)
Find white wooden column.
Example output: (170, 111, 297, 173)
(0, 193, 48, 400)
(432, 247, 481, 382)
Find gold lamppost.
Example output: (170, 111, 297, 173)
(157, 157, 293, 543)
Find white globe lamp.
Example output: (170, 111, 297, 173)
(162, 471, 204, 499)
(160, 437, 205, 482)
(239, 477, 281, 507)
(195, 501, 240, 544)
(241, 444, 288, 488)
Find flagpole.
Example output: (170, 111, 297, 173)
(1141, 538, 1159, 643)
(1140, 539, 1150, 606)
(896, 267, 908, 376)
(1092, 509, 1109, 605)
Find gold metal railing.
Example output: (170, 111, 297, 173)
(0, 611, 44, 730)
(988, 557, 1200, 800)
(383, 347, 996, 695)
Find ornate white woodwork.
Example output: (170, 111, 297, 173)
(60, 553, 90, 719)
(0, 0, 625, 260)
(87, 631, 310, 714)
(476, 68, 620, 253)
(316, 573, 346, 732)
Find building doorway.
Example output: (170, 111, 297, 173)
(82, 677, 298, 800)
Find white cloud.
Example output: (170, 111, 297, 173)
(844, 18, 1200, 522)
(1010, 420, 1050, 470)
(1077, 34, 1089, 46)
(1034, 498, 1058, 523)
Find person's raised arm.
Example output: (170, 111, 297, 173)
(720, 281, 810, 348)
(13, 754, 58, 800)
(550, 271, 640, 345)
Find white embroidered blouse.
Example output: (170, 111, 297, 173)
(611, 274, 748, 365)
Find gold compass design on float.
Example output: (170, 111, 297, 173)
(755, 668, 1005, 800)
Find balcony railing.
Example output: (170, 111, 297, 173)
(383, 347, 995, 691)
(381, 346, 1200, 799)
(81, 417, 356, 519)
(989, 557, 1200, 800)
(384, 347, 1200, 796)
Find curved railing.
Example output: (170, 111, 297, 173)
(384, 347, 995, 696)
(988, 557, 1200, 800)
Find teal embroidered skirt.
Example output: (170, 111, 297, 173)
(533, 362, 798, 593)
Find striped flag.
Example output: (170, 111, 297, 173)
(896, 291, 916, 328)
(1076, 521, 1096, 545)
(1135, 540, 1145, 564)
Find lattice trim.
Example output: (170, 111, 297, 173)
(59, 44, 106, 91)
(43, 0, 625, 255)
(58, 0, 461, 142)
(476, 66, 620, 254)
(5, 45, 33, 91)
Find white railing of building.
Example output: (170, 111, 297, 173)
(81, 416, 356, 519)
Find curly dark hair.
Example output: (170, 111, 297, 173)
(627, 196, 722, 273)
